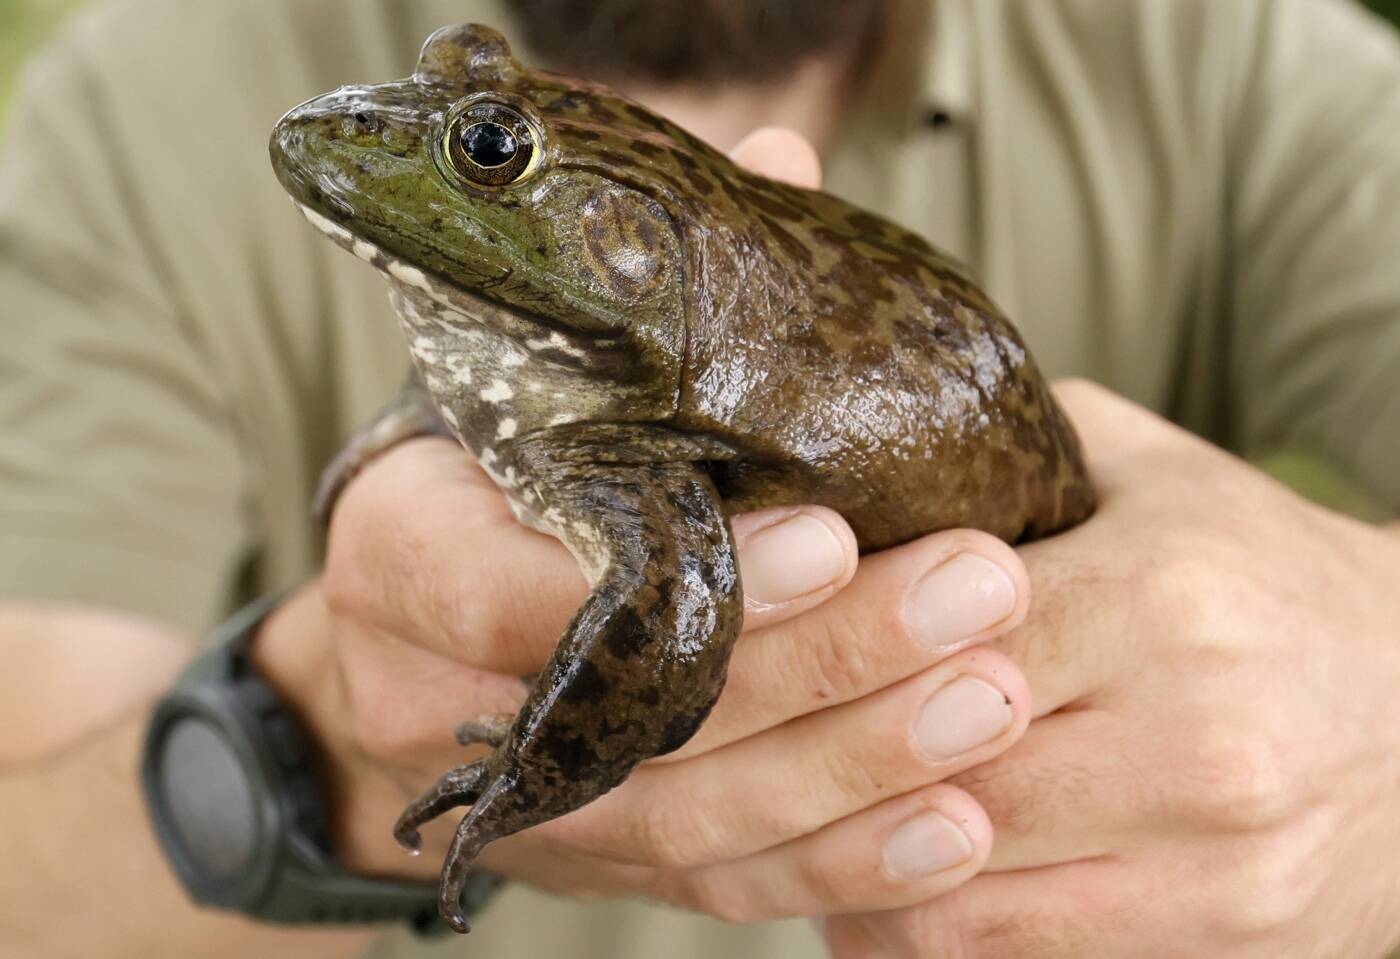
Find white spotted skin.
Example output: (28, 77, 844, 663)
(513, 497, 608, 586)
(299, 204, 355, 246)
(295, 201, 655, 586)
(383, 278, 638, 465)
(388, 260, 434, 292)
(480, 380, 514, 404)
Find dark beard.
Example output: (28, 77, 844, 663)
(503, 0, 889, 85)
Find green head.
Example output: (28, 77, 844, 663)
(269, 24, 729, 417)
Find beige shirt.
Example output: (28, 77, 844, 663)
(2, 0, 1398, 956)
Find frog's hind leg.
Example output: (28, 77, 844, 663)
(453, 714, 513, 748)
(414, 452, 744, 933)
(392, 758, 490, 854)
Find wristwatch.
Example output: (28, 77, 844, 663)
(141, 594, 502, 932)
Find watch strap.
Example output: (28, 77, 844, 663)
(143, 593, 502, 933)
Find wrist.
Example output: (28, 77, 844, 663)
(250, 585, 350, 781)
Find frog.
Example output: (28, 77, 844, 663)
(269, 23, 1094, 933)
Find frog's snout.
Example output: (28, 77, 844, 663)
(269, 89, 368, 219)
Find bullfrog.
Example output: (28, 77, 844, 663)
(269, 23, 1094, 932)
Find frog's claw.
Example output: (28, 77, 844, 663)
(453, 714, 514, 749)
(314, 375, 450, 523)
(392, 758, 490, 854)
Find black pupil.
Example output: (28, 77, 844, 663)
(461, 121, 518, 168)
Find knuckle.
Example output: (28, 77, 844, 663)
(343, 681, 411, 761)
(320, 535, 375, 620)
(912, 903, 1006, 959)
(332, 634, 436, 761)
(962, 901, 1103, 959)
(635, 796, 724, 870)
(323, 491, 425, 627)
(798, 605, 879, 705)
(1141, 546, 1258, 664)
(820, 739, 893, 805)
(1173, 724, 1293, 832)
(419, 557, 478, 646)
(1207, 830, 1321, 937)
(698, 879, 761, 924)
(955, 756, 1042, 837)
(790, 849, 854, 915)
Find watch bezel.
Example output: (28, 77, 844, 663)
(141, 595, 496, 932)
(142, 672, 296, 910)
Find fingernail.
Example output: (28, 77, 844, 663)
(740, 514, 847, 606)
(914, 675, 1013, 761)
(903, 553, 1016, 652)
(883, 811, 973, 879)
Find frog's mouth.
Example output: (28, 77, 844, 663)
(297, 202, 447, 298)
(295, 201, 611, 356)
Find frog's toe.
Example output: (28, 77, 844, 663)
(437, 788, 505, 933)
(453, 713, 513, 748)
(393, 758, 490, 852)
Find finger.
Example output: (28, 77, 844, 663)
(674, 528, 1028, 759)
(556, 648, 1028, 869)
(324, 436, 584, 672)
(730, 125, 823, 189)
(834, 857, 1141, 959)
(729, 506, 859, 631)
(660, 784, 993, 922)
(329, 623, 529, 765)
(985, 521, 1125, 715)
(326, 438, 857, 673)
(951, 708, 1135, 872)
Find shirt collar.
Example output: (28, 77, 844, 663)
(921, 0, 973, 123)
(856, 0, 974, 140)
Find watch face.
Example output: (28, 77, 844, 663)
(155, 719, 259, 880)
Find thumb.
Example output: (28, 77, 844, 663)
(730, 126, 822, 189)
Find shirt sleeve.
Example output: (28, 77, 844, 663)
(1228, 0, 1400, 516)
(0, 32, 252, 634)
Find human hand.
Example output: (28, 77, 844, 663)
(252, 127, 1039, 919)
(824, 381, 1400, 958)
(255, 433, 1034, 915)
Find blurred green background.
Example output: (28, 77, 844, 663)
(1, 0, 83, 119)
(0, 0, 1392, 519)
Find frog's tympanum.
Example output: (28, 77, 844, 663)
(270, 24, 1094, 932)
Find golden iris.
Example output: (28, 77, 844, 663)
(444, 102, 540, 188)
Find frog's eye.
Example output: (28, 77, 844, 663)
(444, 102, 541, 188)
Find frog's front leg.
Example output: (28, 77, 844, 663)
(395, 451, 743, 932)
(313, 375, 450, 522)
